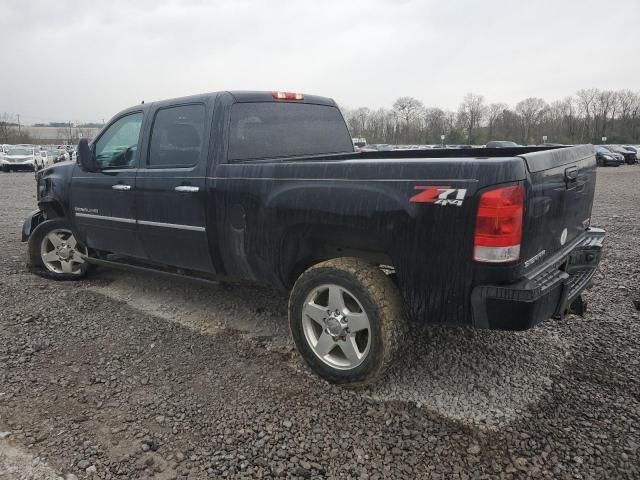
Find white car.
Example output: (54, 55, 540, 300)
(1, 146, 39, 172)
(38, 150, 54, 168)
(45, 148, 69, 164)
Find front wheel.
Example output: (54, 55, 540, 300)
(289, 257, 406, 386)
(27, 218, 91, 280)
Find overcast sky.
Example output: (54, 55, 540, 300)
(1, 0, 638, 124)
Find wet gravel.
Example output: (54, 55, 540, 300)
(0, 166, 639, 479)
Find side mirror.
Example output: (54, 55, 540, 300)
(77, 138, 98, 172)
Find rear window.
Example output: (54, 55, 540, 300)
(228, 102, 353, 161)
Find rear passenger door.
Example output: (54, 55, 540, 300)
(135, 103, 214, 272)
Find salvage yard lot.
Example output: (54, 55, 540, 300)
(0, 167, 638, 479)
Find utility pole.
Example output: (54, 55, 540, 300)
(17, 114, 21, 135)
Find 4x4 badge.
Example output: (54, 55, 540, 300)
(410, 186, 467, 207)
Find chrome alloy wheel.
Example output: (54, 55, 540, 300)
(301, 284, 371, 370)
(40, 229, 87, 275)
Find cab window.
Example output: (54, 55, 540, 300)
(94, 113, 143, 169)
(147, 104, 205, 168)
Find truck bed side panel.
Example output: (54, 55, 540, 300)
(210, 157, 527, 325)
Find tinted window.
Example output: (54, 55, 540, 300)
(95, 113, 143, 168)
(148, 104, 205, 168)
(228, 102, 353, 161)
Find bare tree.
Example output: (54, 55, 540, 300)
(576, 88, 598, 141)
(515, 97, 548, 144)
(393, 97, 424, 126)
(457, 93, 486, 144)
(0, 113, 13, 143)
(594, 90, 618, 138)
(486, 103, 508, 141)
(392, 97, 425, 143)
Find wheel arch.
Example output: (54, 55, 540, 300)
(39, 199, 66, 220)
(279, 224, 393, 288)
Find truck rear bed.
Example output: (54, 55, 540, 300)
(218, 144, 602, 329)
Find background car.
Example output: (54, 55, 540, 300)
(595, 146, 624, 167)
(55, 148, 70, 163)
(604, 145, 637, 164)
(622, 145, 640, 161)
(486, 140, 522, 148)
(43, 149, 64, 164)
(1, 146, 38, 172)
(37, 150, 51, 168)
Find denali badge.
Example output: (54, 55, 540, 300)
(410, 186, 467, 206)
(524, 249, 546, 268)
(74, 206, 99, 214)
(560, 228, 568, 246)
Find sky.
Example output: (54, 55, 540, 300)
(1, 0, 639, 124)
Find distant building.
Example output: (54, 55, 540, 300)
(22, 126, 102, 144)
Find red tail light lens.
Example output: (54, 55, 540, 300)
(272, 91, 304, 100)
(473, 184, 524, 263)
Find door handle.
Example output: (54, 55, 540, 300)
(112, 184, 131, 191)
(174, 185, 199, 193)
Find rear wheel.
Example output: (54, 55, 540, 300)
(27, 218, 91, 280)
(289, 257, 406, 386)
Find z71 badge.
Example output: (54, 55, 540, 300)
(410, 186, 467, 206)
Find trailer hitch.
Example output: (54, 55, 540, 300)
(568, 294, 587, 317)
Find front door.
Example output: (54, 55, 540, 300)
(135, 103, 213, 272)
(70, 112, 145, 258)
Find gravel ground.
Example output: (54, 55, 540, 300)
(0, 166, 638, 479)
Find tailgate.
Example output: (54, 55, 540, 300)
(519, 145, 597, 269)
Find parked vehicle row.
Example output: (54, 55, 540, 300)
(603, 145, 638, 165)
(595, 146, 624, 166)
(0, 144, 74, 172)
(354, 140, 640, 167)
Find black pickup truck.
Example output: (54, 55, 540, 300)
(22, 91, 605, 385)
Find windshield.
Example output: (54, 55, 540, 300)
(596, 146, 610, 153)
(7, 148, 32, 156)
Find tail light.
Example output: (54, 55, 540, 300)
(272, 91, 304, 100)
(473, 183, 524, 263)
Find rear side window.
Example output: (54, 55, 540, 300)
(148, 104, 205, 168)
(228, 102, 353, 161)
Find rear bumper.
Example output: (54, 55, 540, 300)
(471, 227, 605, 331)
(605, 159, 625, 166)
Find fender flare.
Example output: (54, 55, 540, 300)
(21, 209, 45, 242)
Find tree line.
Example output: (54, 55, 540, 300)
(342, 88, 640, 146)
